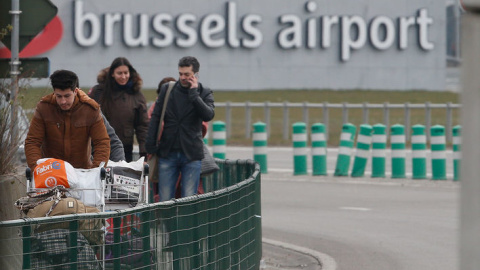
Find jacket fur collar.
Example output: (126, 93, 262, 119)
(41, 89, 100, 111)
(96, 67, 142, 93)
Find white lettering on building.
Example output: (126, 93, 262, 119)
(73, 0, 434, 61)
(74, 0, 263, 49)
(277, 3, 434, 61)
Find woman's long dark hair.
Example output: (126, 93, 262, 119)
(99, 57, 142, 117)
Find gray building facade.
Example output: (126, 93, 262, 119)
(24, 0, 449, 90)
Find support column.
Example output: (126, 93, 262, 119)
(212, 121, 226, 159)
(390, 124, 406, 179)
(411, 124, 427, 179)
(292, 122, 308, 175)
(351, 124, 372, 177)
(334, 123, 356, 176)
(453, 125, 461, 181)
(253, 122, 268, 174)
(371, 124, 386, 178)
(430, 125, 447, 180)
(311, 123, 327, 176)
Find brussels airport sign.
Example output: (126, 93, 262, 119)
(73, 0, 434, 61)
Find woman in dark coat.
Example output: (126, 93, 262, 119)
(89, 57, 149, 162)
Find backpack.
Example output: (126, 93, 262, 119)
(30, 229, 101, 270)
(26, 197, 104, 246)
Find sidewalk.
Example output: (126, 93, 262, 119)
(262, 240, 322, 270)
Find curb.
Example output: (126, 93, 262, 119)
(262, 238, 337, 270)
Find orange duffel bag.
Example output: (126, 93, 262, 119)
(33, 158, 78, 189)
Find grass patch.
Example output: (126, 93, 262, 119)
(21, 88, 460, 146)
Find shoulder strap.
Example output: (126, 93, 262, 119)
(156, 81, 175, 142)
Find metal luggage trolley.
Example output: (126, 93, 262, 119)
(25, 162, 150, 210)
(99, 162, 152, 269)
(103, 162, 150, 210)
(24, 162, 151, 269)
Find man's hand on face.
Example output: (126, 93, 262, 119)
(188, 73, 198, 89)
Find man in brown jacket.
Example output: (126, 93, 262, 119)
(25, 70, 110, 170)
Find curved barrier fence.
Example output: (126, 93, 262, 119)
(0, 159, 262, 270)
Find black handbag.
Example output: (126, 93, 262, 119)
(201, 144, 219, 177)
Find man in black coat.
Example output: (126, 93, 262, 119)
(146, 56, 215, 201)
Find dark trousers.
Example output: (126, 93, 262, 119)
(124, 144, 133, 162)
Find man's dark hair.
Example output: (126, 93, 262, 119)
(50, 70, 78, 91)
(178, 56, 200, 73)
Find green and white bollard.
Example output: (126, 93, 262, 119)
(371, 124, 386, 178)
(253, 122, 268, 174)
(390, 124, 406, 178)
(311, 123, 327, 176)
(411, 124, 427, 179)
(351, 124, 372, 177)
(334, 123, 356, 176)
(212, 121, 226, 159)
(452, 125, 461, 181)
(430, 125, 447, 180)
(293, 122, 308, 175)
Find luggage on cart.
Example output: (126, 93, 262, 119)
(28, 197, 104, 246)
(104, 158, 148, 209)
(31, 229, 101, 270)
(105, 166, 142, 202)
(15, 186, 105, 246)
(23, 157, 151, 268)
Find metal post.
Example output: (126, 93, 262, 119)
(446, 102, 453, 142)
(9, 0, 21, 145)
(383, 102, 390, 137)
(362, 102, 369, 124)
(404, 102, 411, 142)
(323, 102, 329, 141)
(226, 101, 231, 138)
(245, 101, 251, 139)
(425, 101, 431, 141)
(302, 102, 309, 126)
(283, 101, 289, 140)
(264, 101, 270, 137)
(342, 102, 348, 124)
(460, 10, 480, 270)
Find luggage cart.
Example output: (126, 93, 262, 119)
(25, 163, 150, 210)
(24, 162, 151, 269)
(103, 163, 150, 210)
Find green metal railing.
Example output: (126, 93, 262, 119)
(0, 159, 262, 270)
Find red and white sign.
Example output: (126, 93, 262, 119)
(0, 15, 63, 58)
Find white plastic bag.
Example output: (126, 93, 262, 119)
(105, 157, 145, 202)
(73, 165, 105, 207)
(107, 157, 144, 172)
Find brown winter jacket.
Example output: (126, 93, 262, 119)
(89, 68, 149, 155)
(24, 89, 110, 170)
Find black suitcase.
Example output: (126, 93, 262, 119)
(30, 229, 101, 270)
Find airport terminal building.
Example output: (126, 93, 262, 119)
(1, 0, 463, 91)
